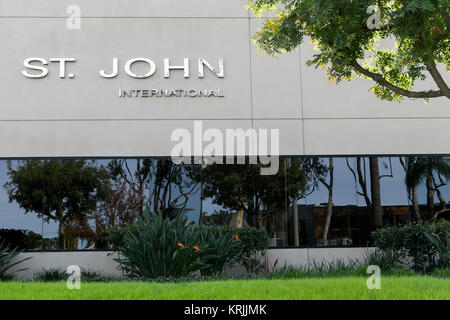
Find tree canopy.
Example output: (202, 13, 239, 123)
(247, 0, 449, 101)
(201, 159, 311, 227)
(4, 160, 111, 248)
(108, 159, 200, 218)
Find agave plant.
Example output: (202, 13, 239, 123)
(425, 230, 450, 268)
(0, 243, 31, 280)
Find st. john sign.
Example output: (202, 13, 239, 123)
(22, 57, 225, 98)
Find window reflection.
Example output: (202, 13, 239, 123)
(0, 156, 449, 250)
(201, 156, 450, 247)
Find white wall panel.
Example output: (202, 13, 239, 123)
(0, 18, 251, 120)
(10, 251, 122, 281)
(250, 20, 303, 119)
(0, 120, 256, 158)
(0, 0, 249, 18)
(253, 120, 303, 155)
(300, 42, 450, 119)
(303, 118, 450, 155)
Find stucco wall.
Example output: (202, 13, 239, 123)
(266, 247, 375, 270)
(10, 251, 122, 281)
(10, 247, 375, 280)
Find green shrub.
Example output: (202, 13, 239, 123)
(363, 249, 417, 276)
(364, 249, 400, 272)
(200, 225, 269, 274)
(33, 268, 122, 282)
(114, 209, 246, 279)
(81, 269, 121, 282)
(33, 268, 67, 282)
(372, 220, 450, 273)
(110, 218, 269, 275)
(107, 223, 138, 251)
(425, 230, 449, 268)
(267, 259, 366, 279)
(114, 210, 204, 278)
(0, 243, 30, 280)
(197, 227, 243, 276)
(266, 256, 418, 280)
(431, 267, 450, 279)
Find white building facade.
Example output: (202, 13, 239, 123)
(0, 0, 449, 254)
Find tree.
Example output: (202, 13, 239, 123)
(89, 180, 142, 248)
(108, 159, 200, 218)
(147, 159, 200, 218)
(4, 160, 111, 249)
(346, 157, 393, 228)
(108, 159, 152, 217)
(369, 157, 383, 228)
(309, 157, 334, 246)
(247, 0, 449, 101)
(400, 156, 422, 221)
(346, 157, 372, 207)
(95, 181, 141, 227)
(402, 156, 450, 220)
(201, 159, 311, 231)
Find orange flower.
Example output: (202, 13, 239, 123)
(193, 245, 200, 251)
(177, 242, 184, 248)
(234, 235, 239, 241)
(185, 221, 191, 227)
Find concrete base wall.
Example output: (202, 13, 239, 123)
(266, 247, 375, 270)
(307, 247, 375, 266)
(10, 247, 375, 280)
(10, 251, 122, 281)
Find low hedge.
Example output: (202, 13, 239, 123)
(371, 219, 450, 273)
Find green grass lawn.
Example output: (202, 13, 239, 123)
(0, 277, 448, 300)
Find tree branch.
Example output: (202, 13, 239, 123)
(424, 60, 450, 98)
(312, 166, 330, 190)
(356, 157, 372, 207)
(352, 61, 445, 99)
(399, 157, 407, 171)
(443, 11, 450, 29)
(346, 157, 371, 207)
